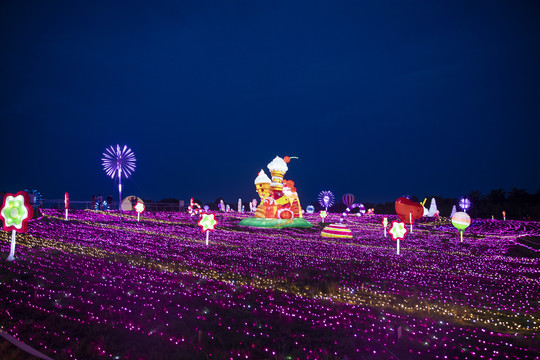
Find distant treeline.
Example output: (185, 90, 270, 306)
(364, 188, 540, 221)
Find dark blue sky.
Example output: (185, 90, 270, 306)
(1, 0, 539, 205)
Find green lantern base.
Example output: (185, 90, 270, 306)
(238, 217, 313, 228)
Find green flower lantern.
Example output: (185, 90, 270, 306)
(197, 212, 218, 246)
(389, 221, 408, 255)
(0, 191, 34, 261)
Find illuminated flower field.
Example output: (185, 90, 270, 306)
(1, 209, 539, 359)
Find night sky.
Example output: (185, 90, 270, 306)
(1, 0, 539, 206)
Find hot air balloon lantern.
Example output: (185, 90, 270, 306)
(342, 193, 355, 209)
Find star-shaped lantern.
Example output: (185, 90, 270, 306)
(197, 212, 218, 232)
(134, 201, 145, 222)
(1, 191, 34, 233)
(198, 212, 218, 246)
(134, 201, 145, 214)
(388, 221, 408, 241)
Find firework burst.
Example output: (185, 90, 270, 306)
(318, 190, 335, 211)
(102, 145, 136, 210)
(102, 145, 136, 179)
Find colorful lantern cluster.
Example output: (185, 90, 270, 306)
(240, 156, 311, 228)
(253, 157, 302, 219)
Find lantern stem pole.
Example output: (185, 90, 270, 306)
(118, 171, 122, 211)
(205, 231, 209, 246)
(7, 230, 16, 261)
(397, 238, 400, 255)
(460, 230, 463, 243)
(65, 208, 68, 221)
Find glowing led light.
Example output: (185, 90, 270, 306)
(459, 197, 471, 212)
(2, 208, 538, 359)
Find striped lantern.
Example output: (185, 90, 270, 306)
(321, 223, 353, 239)
(451, 212, 471, 230)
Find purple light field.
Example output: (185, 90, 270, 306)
(1, 209, 539, 359)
